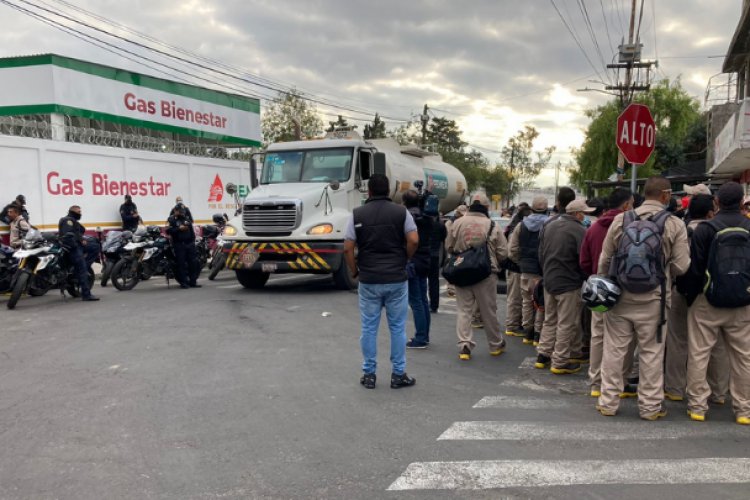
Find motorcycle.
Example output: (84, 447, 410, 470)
(110, 226, 178, 291)
(99, 230, 133, 287)
(7, 229, 94, 310)
(207, 214, 229, 281)
(0, 244, 18, 293)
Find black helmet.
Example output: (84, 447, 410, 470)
(582, 275, 622, 312)
(212, 213, 225, 225)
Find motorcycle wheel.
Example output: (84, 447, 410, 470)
(28, 286, 50, 297)
(101, 260, 114, 287)
(198, 248, 209, 271)
(208, 253, 226, 281)
(7, 271, 30, 310)
(67, 269, 95, 298)
(111, 257, 141, 291)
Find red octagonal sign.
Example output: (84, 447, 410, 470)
(616, 103, 656, 165)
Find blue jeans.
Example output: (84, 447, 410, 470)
(408, 274, 431, 344)
(359, 282, 408, 376)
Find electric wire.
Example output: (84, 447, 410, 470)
(550, 0, 608, 84)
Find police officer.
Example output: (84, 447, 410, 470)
(59, 205, 99, 301)
(168, 204, 201, 289)
(119, 195, 140, 232)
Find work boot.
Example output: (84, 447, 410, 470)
(532, 331, 540, 347)
(360, 373, 376, 389)
(82, 295, 100, 302)
(534, 354, 551, 369)
(522, 329, 534, 345)
(641, 407, 668, 421)
(390, 372, 416, 389)
(459, 345, 472, 361)
(550, 362, 582, 375)
(620, 384, 638, 398)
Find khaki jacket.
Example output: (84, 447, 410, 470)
(446, 211, 508, 273)
(598, 200, 690, 304)
(9, 216, 30, 249)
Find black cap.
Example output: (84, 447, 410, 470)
(717, 181, 744, 208)
(16, 194, 25, 203)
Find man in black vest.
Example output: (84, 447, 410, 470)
(167, 204, 201, 289)
(59, 205, 99, 301)
(344, 174, 419, 389)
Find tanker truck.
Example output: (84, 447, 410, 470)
(220, 128, 467, 290)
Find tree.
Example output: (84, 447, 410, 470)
(261, 88, 324, 145)
(426, 117, 467, 153)
(497, 126, 554, 203)
(326, 115, 349, 132)
(387, 122, 420, 145)
(570, 79, 702, 188)
(363, 113, 387, 139)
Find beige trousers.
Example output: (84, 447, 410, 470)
(537, 288, 583, 368)
(520, 273, 543, 333)
(505, 271, 523, 332)
(599, 298, 666, 417)
(588, 310, 636, 391)
(686, 294, 750, 418)
(666, 290, 730, 398)
(455, 274, 503, 352)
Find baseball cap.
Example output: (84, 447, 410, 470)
(683, 183, 711, 196)
(566, 199, 596, 213)
(531, 196, 548, 212)
(471, 193, 490, 207)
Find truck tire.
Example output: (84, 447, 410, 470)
(7, 270, 30, 310)
(332, 262, 358, 290)
(235, 270, 269, 289)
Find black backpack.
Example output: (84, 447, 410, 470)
(703, 219, 750, 308)
(442, 221, 494, 287)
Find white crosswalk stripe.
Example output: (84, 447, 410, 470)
(473, 396, 571, 409)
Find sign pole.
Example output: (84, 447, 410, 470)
(630, 164, 638, 193)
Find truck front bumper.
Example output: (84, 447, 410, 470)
(223, 241, 344, 273)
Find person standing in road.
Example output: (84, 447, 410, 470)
(7, 204, 31, 249)
(535, 199, 593, 374)
(404, 190, 433, 349)
(119, 195, 140, 232)
(444, 205, 467, 298)
(59, 205, 99, 301)
(343, 174, 418, 390)
(579, 187, 634, 397)
(167, 204, 201, 289)
(597, 176, 690, 421)
(427, 211, 447, 313)
(503, 204, 530, 342)
(684, 182, 750, 425)
(446, 193, 508, 360)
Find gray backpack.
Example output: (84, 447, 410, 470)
(610, 210, 670, 294)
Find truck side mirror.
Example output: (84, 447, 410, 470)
(373, 152, 386, 176)
(250, 157, 260, 188)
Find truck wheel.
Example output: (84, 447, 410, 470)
(7, 271, 30, 310)
(332, 263, 358, 290)
(235, 270, 269, 289)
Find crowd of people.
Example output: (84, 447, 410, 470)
(345, 173, 750, 427)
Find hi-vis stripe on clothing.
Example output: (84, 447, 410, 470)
(224, 242, 331, 271)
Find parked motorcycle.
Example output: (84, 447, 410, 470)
(0, 244, 18, 293)
(7, 229, 94, 310)
(110, 226, 177, 291)
(207, 214, 229, 281)
(100, 230, 133, 287)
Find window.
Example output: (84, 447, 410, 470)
(261, 148, 353, 184)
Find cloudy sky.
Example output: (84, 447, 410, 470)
(0, 0, 742, 186)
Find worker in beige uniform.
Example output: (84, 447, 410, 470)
(508, 196, 549, 345)
(597, 176, 691, 420)
(535, 199, 594, 374)
(666, 192, 729, 403)
(446, 193, 508, 360)
(444, 205, 467, 298)
(503, 204, 531, 339)
(684, 182, 750, 425)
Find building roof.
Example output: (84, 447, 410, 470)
(723, 4, 750, 72)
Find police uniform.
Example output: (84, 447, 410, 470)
(58, 214, 96, 299)
(168, 211, 200, 287)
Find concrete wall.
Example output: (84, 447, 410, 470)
(707, 102, 741, 168)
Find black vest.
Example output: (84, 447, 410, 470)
(519, 224, 542, 275)
(353, 197, 408, 284)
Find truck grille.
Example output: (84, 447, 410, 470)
(242, 200, 301, 233)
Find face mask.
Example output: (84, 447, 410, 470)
(68, 210, 81, 221)
(583, 216, 591, 228)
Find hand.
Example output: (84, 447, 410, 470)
(81, 239, 88, 246)
(179, 225, 189, 232)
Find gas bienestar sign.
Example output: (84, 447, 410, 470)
(0, 54, 261, 146)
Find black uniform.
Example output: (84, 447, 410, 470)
(58, 214, 96, 298)
(427, 215, 446, 312)
(168, 211, 199, 287)
(119, 201, 139, 232)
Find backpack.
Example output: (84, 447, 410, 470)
(442, 221, 494, 287)
(610, 210, 670, 294)
(423, 193, 440, 216)
(703, 219, 750, 308)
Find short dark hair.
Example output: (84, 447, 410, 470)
(689, 194, 714, 220)
(586, 197, 605, 217)
(643, 176, 671, 199)
(368, 174, 390, 197)
(608, 187, 632, 210)
(633, 192, 645, 208)
(557, 187, 575, 212)
(69, 205, 81, 211)
(717, 181, 744, 210)
(403, 190, 420, 208)
(6, 204, 19, 214)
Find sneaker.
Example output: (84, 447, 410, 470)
(737, 416, 750, 425)
(687, 410, 705, 422)
(391, 372, 416, 389)
(664, 391, 684, 402)
(596, 405, 616, 417)
(641, 408, 668, 421)
(459, 346, 472, 361)
(619, 384, 638, 398)
(505, 329, 524, 337)
(550, 362, 582, 375)
(406, 339, 428, 349)
(360, 373, 376, 389)
(590, 388, 601, 398)
(489, 342, 506, 356)
(534, 354, 551, 369)
(471, 320, 484, 329)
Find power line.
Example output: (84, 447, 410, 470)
(576, 0, 612, 83)
(550, 0, 608, 83)
(599, 0, 617, 59)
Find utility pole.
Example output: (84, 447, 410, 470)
(507, 146, 515, 209)
(421, 104, 429, 146)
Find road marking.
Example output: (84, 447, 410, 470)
(518, 357, 536, 369)
(473, 396, 570, 409)
(498, 378, 559, 393)
(387, 458, 750, 491)
(217, 284, 243, 289)
(438, 421, 750, 441)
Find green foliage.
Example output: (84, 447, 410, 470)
(326, 115, 349, 132)
(426, 117, 468, 153)
(570, 79, 703, 189)
(387, 122, 420, 145)
(363, 113, 387, 139)
(496, 126, 554, 201)
(261, 89, 324, 145)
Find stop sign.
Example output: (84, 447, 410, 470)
(616, 103, 655, 165)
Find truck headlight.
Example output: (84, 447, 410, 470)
(224, 224, 238, 236)
(307, 224, 333, 235)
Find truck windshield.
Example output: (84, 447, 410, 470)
(261, 148, 353, 184)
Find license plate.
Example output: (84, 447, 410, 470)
(239, 246, 259, 268)
(261, 262, 277, 273)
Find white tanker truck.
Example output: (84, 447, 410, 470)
(221, 129, 467, 289)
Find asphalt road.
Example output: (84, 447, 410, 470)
(0, 271, 748, 499)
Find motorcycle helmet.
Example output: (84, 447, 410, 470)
(146, 225, 162, 238)
(532, 279, 545, 312)
(582, 275, 622, 312)
(212, 213, 226, 225)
